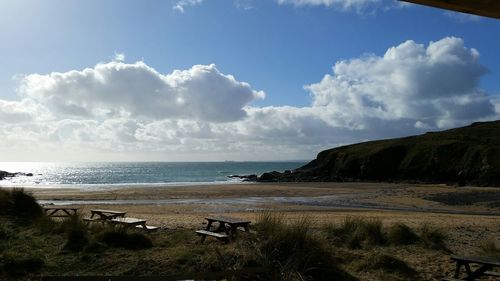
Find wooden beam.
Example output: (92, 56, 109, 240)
(399, 0, 500, 19)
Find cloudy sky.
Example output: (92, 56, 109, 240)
(1, 0, 499, 161)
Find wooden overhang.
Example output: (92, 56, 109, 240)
(399, 0, 500, 19)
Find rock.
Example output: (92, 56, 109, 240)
(0, 170, 16, 180)
(0, 170, 35, 180)
(227, 174, 258, 182)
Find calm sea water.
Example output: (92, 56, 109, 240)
(0, 162, 307, 188)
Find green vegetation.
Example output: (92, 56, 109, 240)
(478, 239, 500, 258)
(278, 120, 500, 186)
(0, 188, 458, 280)
(255, 213, 356, 280)
(353, 253, 416, 278)
(325, 217, 386, 249)
(387, 223, 420, 245)
(419, 224, 447, 250)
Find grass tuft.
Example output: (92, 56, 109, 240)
(325, 217, 386, 249)
(419, 224, 447, 250)
(61, 215, 90, 252)
(256, 213, 356, 281)
(0, 188, 42, 223)
(97, 227, 153, 250)
(387, 223, 420, 245)
(478, 239, 500, 258)
(354, 253, 416, 277)
(1, 252, 45, 276)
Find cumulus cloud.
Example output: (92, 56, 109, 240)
(1, 37, 498, 161)
(173, 0, 203, 13)
(307, 37, 495, 130)
(275, 0, 405, 12)
(19, 62, 264, 122)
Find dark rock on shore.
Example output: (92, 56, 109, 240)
(257, 120, 500, 187)
(0, 171, 34, 180)
(228, 174, 258, 182)
(0, 170, 17, 180)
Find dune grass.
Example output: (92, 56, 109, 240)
(478, 239, 500, 258)
(387, 223, 420, 245)
(0, 188, 459, 281)
(419, 224, 447, 250)
(325, 217, 387, 249)
(255, 212, 357, 281)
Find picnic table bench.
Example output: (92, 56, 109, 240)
(84, 209, 159, 232)
(110, 217, 159, 232)
(443, 255, 500, 280)
(43, 206, 79, 217)
(196, 215, 251, 243)
(88, 209, 127, 221)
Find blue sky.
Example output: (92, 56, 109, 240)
(0, 0, 499, 161)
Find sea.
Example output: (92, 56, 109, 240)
(0, 161, 307, 189)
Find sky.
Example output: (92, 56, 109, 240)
(0, 0, 499, 162)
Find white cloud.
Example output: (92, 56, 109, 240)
(275, 0, 403, 12)
(173, 0, 203, 13)
(19, 62, 264, 122)
(306, 37, 494, 130)
(1, 37, 498, 161)
(113, 52, 126, 62)
(444, 11, 482, 22)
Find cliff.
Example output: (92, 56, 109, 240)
(259, 121, 500, 187)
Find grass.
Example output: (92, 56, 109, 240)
(61, 215, 90, 252)
(387, 223, 420, 245)
(0, 192, 456, 281)
(353, 253, 416, 278)
(419, 224, 447, 250)
(478, 239, 500, 258)
(256, 212, 356, 281)
(0, 188, 42, 223)
(325, 217, 386, 249)
(96, 227, 153, 250)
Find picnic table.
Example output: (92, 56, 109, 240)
(110, 217, 147, 229)
(43, 206, 79, 217)
(196, 215, 251, 243)
(443, 255, 500, 280)
(89, 209, 126, 221)
(85, 209, 159, 232)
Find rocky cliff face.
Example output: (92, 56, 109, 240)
(258, 121, 500, 187)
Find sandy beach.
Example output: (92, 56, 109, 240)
(28, 182, 500, 254)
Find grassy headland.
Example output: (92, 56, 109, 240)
(259, 120, 500, 187)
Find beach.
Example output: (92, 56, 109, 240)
(29, 182, 500, 254)
(0, 181, 496, 280)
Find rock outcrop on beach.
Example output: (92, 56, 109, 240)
(0, 171, 33, 180)
(257, 120, 500, 187)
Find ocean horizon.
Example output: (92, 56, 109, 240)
(0, 161, 307, 189)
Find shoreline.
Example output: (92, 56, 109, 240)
(21, 182, 500, 217)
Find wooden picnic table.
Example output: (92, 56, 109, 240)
(110, 217, 147, 230)
(43, 206, 79, 217)
(199, 215, 251, 242)
(89, 209, 126, 221)
(443, 255, 500, 280)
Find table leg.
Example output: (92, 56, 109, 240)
(205, 220, 214, 231)
(454, 262, 462, 278)
(466, 265, 493, 280)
